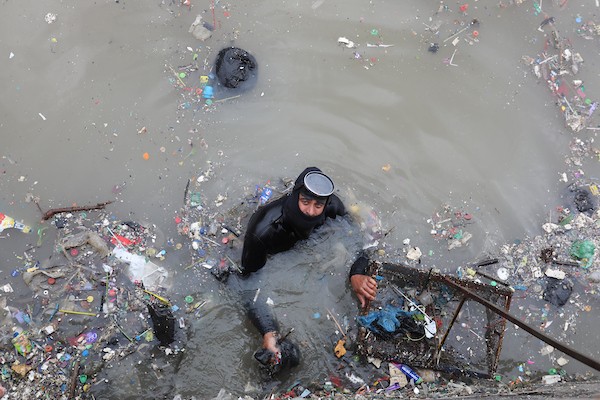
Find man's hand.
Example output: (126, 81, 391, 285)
(262, 331, 281, 364)
(350, 274, 377, 308)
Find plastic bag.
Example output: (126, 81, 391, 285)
(147, 303, 175, 346)
(570, 240, 595, 268)
(113, 246, 167, 290)
(543, 278, 573, 307)
(215, 47, 257, 89)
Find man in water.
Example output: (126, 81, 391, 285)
(241, 167, 346, 273)
(240, 167, 345, 370)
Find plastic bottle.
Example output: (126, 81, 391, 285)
(398, 364, 423, 384)
(258, 187, 273, 205)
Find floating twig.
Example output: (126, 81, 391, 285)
(113, 315, 135, 343)
(213, 95, 242, 103)
(326, 308, 346, 337)
(41, 201, 113, 221)
(168, 64, 186, 87)
(68, 359, 80, 399)
(443, 23, 472, 43)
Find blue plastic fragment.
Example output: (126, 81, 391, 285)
(357, 304, 416, 334)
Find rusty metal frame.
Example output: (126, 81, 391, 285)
(441, 276, 600, 373)
(357, 261, 513, 375)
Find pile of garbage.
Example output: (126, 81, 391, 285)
(175, 167, 296, 281)
(576, 18, 600, 40)
(168, 15, 258, 116)
(427, 204, 474, 251)
(522, 18, 597, 133)
(0, 211, 188, 399)
(450, 191, 600, 385)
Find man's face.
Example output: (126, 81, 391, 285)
(298, 193, 326, 217)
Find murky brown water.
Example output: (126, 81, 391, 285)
(2, 0, 600, 398)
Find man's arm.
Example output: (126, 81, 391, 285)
(241, 200, 283, 275)
(245, 290, 281, 362)
(241, 233, 268, 275)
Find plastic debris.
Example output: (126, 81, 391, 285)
(397, 363, 423, 384)
(357, 304, 421, 338)
(544, 268, 566, 280)
(12, 331, 33, 356)
(368, 356, 382, 368)
(44, 13, 57, 23)
(570, 240, 595, 268)
(338, 37, 356, 48)
(1, 283, 14, 293)
(406, 246, 422, 261)
(555, 357, 569, 367)
(334, 338, 346, 358)
(189, 15, 212, 41)
(543, 278, 573, 307)
(523, 22, 594, 132)
(0, 212, 31, 233)
(215, 47, 257, 89)
(147, 303, 175, 345)
(258, 186, 273, 206)
(389, 362, 408, 389)
(60, 229, 110, 258)
(113, 246, 168, 291)
(541, 374, 561, 385)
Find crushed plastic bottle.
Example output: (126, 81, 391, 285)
(258, 187, 273, 206)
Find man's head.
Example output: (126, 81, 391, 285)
(298, 192, 326, 217)
(294, 169, 335, 217)
(284, 167, 336, 238)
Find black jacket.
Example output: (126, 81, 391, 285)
(239, 167, 345, 336)
(241, 192, 345, 274)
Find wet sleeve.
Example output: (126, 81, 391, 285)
(349, 253, 369, 278)
(241, 208, 270, 274)
(241, 233, 267, 275)
(326, 194, 346, 218)
(245, 291, 279, 335)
